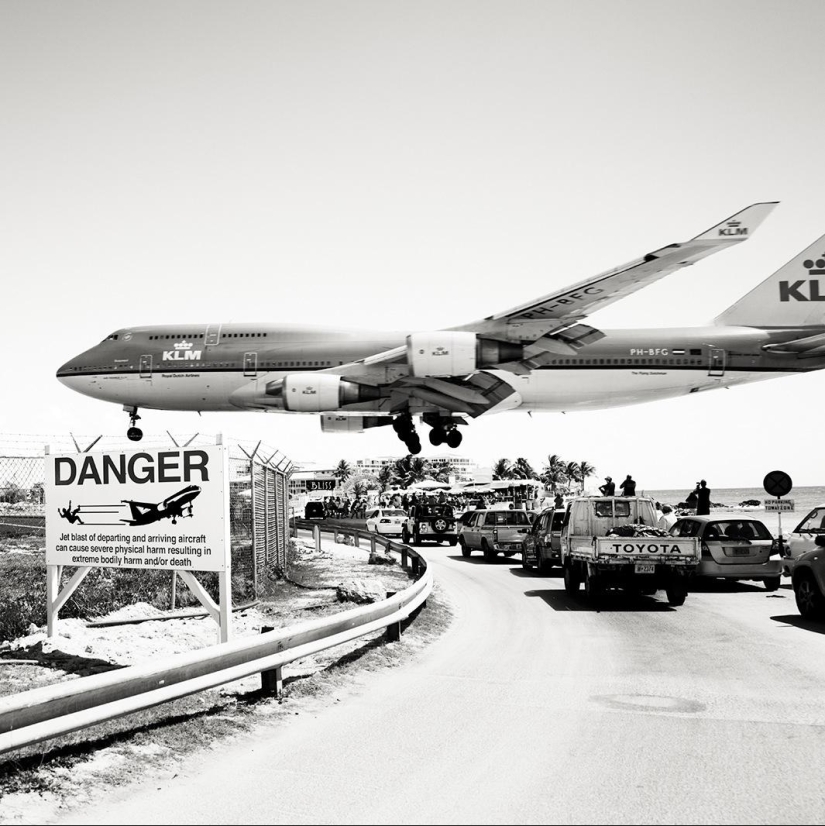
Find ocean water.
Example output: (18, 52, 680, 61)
(639, 485, 825, 536)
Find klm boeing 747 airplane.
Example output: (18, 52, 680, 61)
(57, 202, 825, 453)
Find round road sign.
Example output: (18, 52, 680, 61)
(763, 470, 793, 498)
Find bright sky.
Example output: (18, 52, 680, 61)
(3, 0, 824, 489)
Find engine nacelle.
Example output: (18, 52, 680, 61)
(266, 373, 379, 412)
(406, 331, 524, 378)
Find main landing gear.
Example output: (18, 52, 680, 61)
(125, 406, 143, 442)
(393, 413, 465, 454)
(392, 413, 421, 455)
(424, 415, 463, 449)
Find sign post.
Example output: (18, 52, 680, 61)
(45, 441, 232, 642)
(763, 470, 793, 556)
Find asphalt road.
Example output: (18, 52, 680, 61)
(55, 541, 825, 825)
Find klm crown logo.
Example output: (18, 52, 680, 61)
(718, 219, 748, 237)
(804, 257, 825, 276)
(162, 340, 202, 361)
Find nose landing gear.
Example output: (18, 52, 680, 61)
(125, 406, 143, 442)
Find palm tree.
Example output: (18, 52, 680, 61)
(431, 460, 455, 483)
(377, 464, 395, 493)
(392, 455, 432, 488)
(541, 454, 566, 495)
(578, 460, 597, 493)
(333, 459, 351, 486)
(492, 458, 513, 480)
(564, 461, 581, 493)
(512, 457, 537, 480)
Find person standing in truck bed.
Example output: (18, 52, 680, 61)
(619, 475, 636, 496)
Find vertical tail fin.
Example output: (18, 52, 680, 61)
(714, 232, 825, 327)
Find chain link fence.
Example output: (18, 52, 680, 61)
(0, 433, 293, 599)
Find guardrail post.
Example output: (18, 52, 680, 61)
(411, 556, 420, 576)
(260, 627, 283, 696)
(370, 535, 376, 554)
(314, 525, 321, 552)
(401, 548, 408, 568)
(386, 621, 402, 642)
(334, 528, 339, 545)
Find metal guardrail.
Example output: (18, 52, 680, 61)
(0, 524, 432, 756)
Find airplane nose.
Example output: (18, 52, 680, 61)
(56, 358, 75, 382)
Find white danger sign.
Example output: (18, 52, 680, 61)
(45, 445, 230, 572)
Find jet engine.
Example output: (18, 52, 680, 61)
(266, 373, 380, 412)
(406, 331, 524, 378)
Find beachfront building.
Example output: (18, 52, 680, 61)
(353, 454, 479, 482)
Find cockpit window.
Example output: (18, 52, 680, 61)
(101, 332, 119, 342)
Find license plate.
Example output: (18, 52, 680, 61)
(635, 562, 656, 574)
(732, 548, 751, 556)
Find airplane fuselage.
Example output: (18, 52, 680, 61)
(57, 322, 825, 415)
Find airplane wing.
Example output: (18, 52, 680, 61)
(231, 202, 776, 419)
(451, 201, 778, 343)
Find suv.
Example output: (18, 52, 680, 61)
(521, 507, 565, 573)
(782, 503, 825, 577)
(458, 508, 532, 561)
(401, 503, 458, 546)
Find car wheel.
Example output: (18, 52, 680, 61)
(764, 575, 781, 592)
(795, 571, 825, 619)
(665, 577, 688, 607)
(482, 540, 496, 562)
(459, 537, 471, 558)
(433, 518, 448, 533)
(563, 561, 580, 594)
(537, 558, 553, 575)
(584, 567, 603, 599)
(448, 537, 457, 546)
(401, 527, 410, 545)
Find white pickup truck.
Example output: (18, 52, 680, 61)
(560, 496, 699, 606)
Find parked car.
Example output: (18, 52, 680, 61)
(364, 507, 407, 537)
(669, 515, 782, 590)
(304, 501, 325, 520)
(781, 503, 825, 577)
(521, 507, 565, 573)
(791, 547, 825, 619)
(458, 508, 532, 560)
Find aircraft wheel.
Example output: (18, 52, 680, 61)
(429, 428, 445, 446)
(446, 429, 462, 448)
(127, 426, 143, 442)
(407, 437, 422, 455)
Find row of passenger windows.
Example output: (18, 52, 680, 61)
(550, 358, 703, 365)
(158, 360, 336, 367)
(147, 333, 270, 340)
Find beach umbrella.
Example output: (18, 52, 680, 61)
(409, 480, 452, 491)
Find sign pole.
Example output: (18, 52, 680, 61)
(763, 470, 793, 558)
(776, 497, 784, 555)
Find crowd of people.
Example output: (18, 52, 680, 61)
(306, 478, 714, 529)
